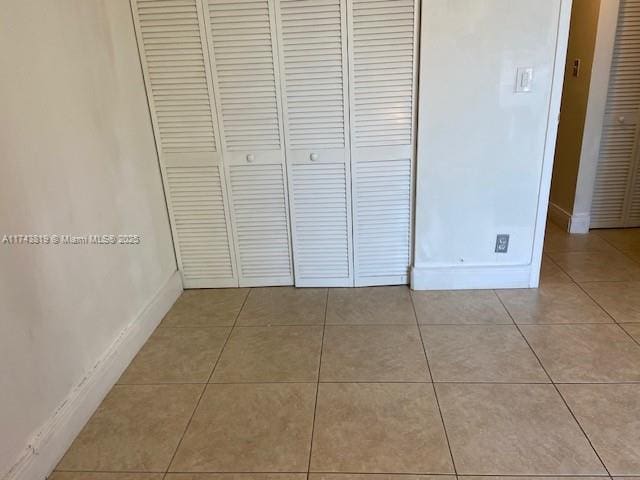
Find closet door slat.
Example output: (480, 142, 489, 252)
(132, 0, 238, 288)
(348, 0, 418, 286)
(204, 0, 294, 286)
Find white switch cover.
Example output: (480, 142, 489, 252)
(515, 67, 534, 93)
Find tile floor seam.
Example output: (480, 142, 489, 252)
(106, 380, 640, 386)
(410, 290, 458, 476)
(161, 287, 252, 479)
(572, 280, 640, 350)
(305, 286, 329, 479)
(51, 468, 616, 476)
(544, 253, 583, 285)
(496, 291, 614, 477)
(593, 230, 640, 266)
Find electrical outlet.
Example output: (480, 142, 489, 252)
(495, 234, 510, 253)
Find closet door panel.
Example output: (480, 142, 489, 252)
(227, 163, 293, 285)
(348, 0, 418, 286)
(132, 0, 238, 288)
(276, 0, 354, 286)
(203, 0, 294, 286)
(592, 0, 640, 228)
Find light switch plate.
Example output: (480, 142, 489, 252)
(515, 67, 534, 93)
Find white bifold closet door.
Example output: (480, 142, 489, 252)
(591, 0, 640, 228)
(348, 0, 419, 286)
(132, 0, 238, 288)
(275, 0, 354, 287)
(202, 0, 294, 286)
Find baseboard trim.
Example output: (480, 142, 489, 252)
(410, 264, 532, 290)
(4, 270, 183, 480)
(568, 212, 591, 234)
(548, 202, 572, 230)
(548, 202, 591, 234)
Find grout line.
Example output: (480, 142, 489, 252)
(150, 320, 636, 329)
(495, 292, 613, 477)
(115, 380, 640, 386)
(54, 469, 614, 477)
(161, 288, 251, 479)
(306, 288, 329, 479)
(592, 230, 640, 267)
(409, 292, 458, 475)
(572, 280, 640, 349)
(543, 252, 583, 285)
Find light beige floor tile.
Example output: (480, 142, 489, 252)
(623, 323, 640, 342)
(540, 255, 574, 285)
(170, 384, 316, 472)
(326, 287, 416, 325)
(548, 251, 640, 282)
(595, 228, 640, 252)
(237, 287, 326, 326)
(581, 281, 640, 323)
(310, 383, 453, 473)
(521, 324, 640, 382)
(496, 283, 611, 324)
(211, 326, 322, 382)
(421, 325, 548, 382)
(309, 476, 454, 480)
(119, 327, 230, 384)
(161, 289, 249, 327)
(50, 474, 163, 480)
(559, 384, 640, 475)
(320, 326, 429, 382)
(412, 290, 512, 325)
(57, 385, 202, 472)
(166, 476, 306, 480)
(544, 223, 616, 253)
(436, 383, 606, 475)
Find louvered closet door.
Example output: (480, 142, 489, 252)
(275, 0, 354, 286)
(203, 0, 294, 286)
(592, 0, 640, 228)
(347, 0, 419, 286)
(132, 0, 238, 288)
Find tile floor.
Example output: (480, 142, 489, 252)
(52, 224, 640, 479)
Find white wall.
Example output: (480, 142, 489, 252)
(413, 0, 569, 289)
(0, 1, 178, 478)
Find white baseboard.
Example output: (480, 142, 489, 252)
(410, 264, 532, 290)
(4, 271, 183, 480)
(548, 202, 591, 234)
(568, 212, 591, 234)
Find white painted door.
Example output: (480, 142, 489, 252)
(592, 0, 640, 228)
(348, 0, 419, 286)
(275, 0, 355, 286)
(131, 0, 238, 288)
(202, 0, 294, 286)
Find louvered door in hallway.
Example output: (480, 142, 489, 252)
(132, 0, 419, 288)
(591, 0, 640, 228)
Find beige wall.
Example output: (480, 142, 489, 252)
(550, 0, 602, 214)
(0, 1, 176, 476)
